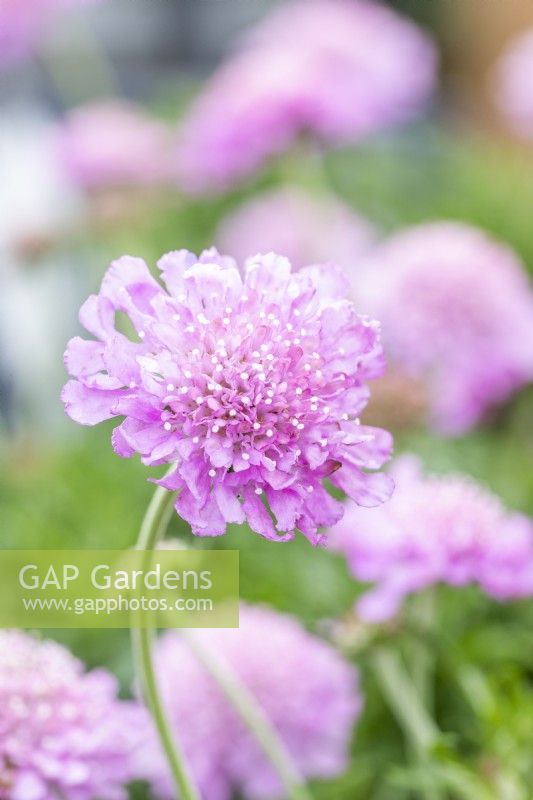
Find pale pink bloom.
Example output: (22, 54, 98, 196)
(329, 456, 533, 622)
(217, 187, 376, 271)
(0, 630, 144, 799)
(494, 27, 533, 139)
(177, 0, 437, 193)
(143, 604, 362, 800)
(56, 100, 171, 190)
(358, 222, 533, 433)
(62, 248, 393, 544)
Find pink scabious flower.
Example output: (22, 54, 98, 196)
(142, 604, 361, 800)
(176, 0, 437, 193)
(357, 222, 533, 434)
(0, 0, 97, 67)
(494, 27, 533, 139)
(56, 100, 171, 190)
(216, 187, 376, 272)
(62, 249, 393, 543)
(329, 456, 533, 623)
(0, 630, 143, 800)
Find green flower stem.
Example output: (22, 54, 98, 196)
(409, 589, 438, 713)
(132, 483, 314, 800)
(372, 646, 444, 800)
(372, 646, 440, 756)
(131, 484, 200, 800)
(182, 631, 314, 800)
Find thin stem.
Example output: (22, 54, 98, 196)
(183, 631, 314, 800)
(372, 646, 440, 756)
(372, 646, 443, 800)
(131, 485, 200, 800)
(409, 589, 438, 713)
(132, 483, 314, 800)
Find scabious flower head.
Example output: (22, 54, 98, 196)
(0, 630, 143, 800)
(494, 27, 533, 139)
(56, 100, 170, 190)
(62, 248, 393, 544)
(357, 222, 533, 433)
(176, 0, 437, 193)
(142, 604, 361, 800)
(0, 0, 97, 67)
(329, 456, 533, 622)
(217, 187, 376, 272)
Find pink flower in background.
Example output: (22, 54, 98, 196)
(217, 187, 376, 272)
(142, 604, 361, 800)
(177, 0, 437, 193)
(329, 456, 533, 622)
(357, 222, 533, 433)
(0, 630, 143, 799)
(494, 27, 533, 139)
(0, 0, 97, 67)
(56, 100, 170, 190)
(62, 248, 393, 543)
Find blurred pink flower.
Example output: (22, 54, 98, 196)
(0, 630, 143, 799)
(329, 456, 533, 622)
(358, 222, 533, 433)
(142, 604, 361, 800)
(217, 187, 376, 272)
(494, 27, 533, 139)
(56, 100, 171, 190)
(176, 0, 437, 193)
(0, 0, 97, 67)
(62, 248, 393, 544)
